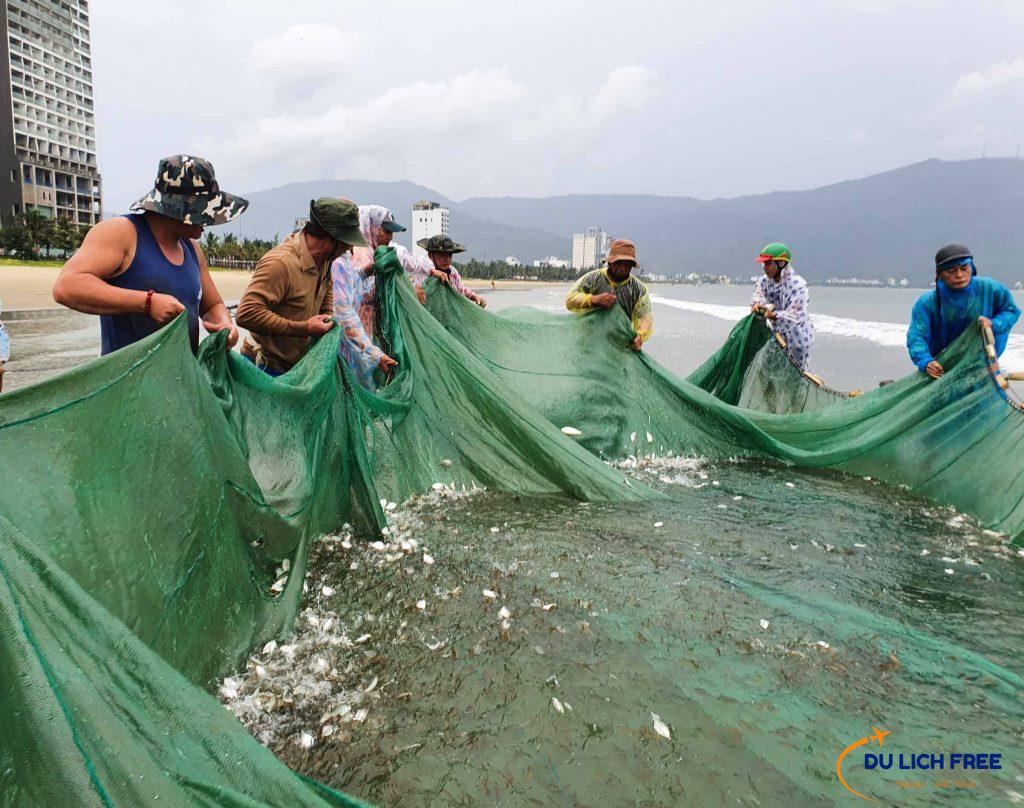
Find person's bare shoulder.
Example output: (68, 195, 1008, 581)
(84, 216, 136, 245)
(190, 238, 208, 266)
(61, 216, 136, 277)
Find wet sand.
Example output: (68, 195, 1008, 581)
(0, 265, 255, 310)
(0, 279, 559, 393)
(0, 265, 548, 312)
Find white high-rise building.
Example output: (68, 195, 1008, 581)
(411, 200, 450, 258)
(571, 227, 610, 272)
(0, 0, 102, 226)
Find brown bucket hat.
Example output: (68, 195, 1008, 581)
(606, 239, 638, 267)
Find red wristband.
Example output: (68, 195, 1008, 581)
(144, 289, 154, 317)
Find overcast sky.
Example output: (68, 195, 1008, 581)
(91, 0, 1024, 213)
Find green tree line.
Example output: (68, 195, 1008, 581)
(0, 213, 278, 265)
(0, 217, 583, 281)
(459, 259, 577, 282)
(0, 210, 90, 258)
(200, 232, 278, 264)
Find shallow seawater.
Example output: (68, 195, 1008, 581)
(244, 460, 1024, 807)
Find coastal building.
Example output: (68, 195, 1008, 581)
(505, 255, 521, 268)
(679, 273, 730, 285)
(571, 227, 609, 272)
(411, 200, 450, 258)
(0, 0, 102, 227)
(533, 256, 569, 268)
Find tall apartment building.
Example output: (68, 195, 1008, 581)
(0, 0, 101, 227)
(571, 227, 609, 272)
(411, 200, 449, 259)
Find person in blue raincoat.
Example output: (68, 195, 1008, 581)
(907, 244, 1020, 379)
(0, 297, 9, 393)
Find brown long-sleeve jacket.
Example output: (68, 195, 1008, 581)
(237, 232, 332, 373)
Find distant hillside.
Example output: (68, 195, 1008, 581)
(460, 159, 1024, 282)
(235, 179, 565, 262)
(233, 159, 1024, 282)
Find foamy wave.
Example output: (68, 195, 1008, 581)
(649, 297, 750, 322)
(650, 296, 1024, 370)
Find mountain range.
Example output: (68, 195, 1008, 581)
(236, 158, 1024, 283)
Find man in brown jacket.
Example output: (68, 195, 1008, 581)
(237, 197, 366, 375)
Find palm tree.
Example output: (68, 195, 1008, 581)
(21, 209, 54, 257)
(53, 217, 81, 257)
(201, 232, 222, 260)
(221, 233, 239, 261)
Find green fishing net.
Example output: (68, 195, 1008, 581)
(423, 281, 1024, 541)
(1, 249, 1021, 806)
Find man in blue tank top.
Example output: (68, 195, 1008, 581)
(53, 155, 248, 354)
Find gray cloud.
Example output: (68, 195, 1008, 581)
(89, 0, 1024, 215)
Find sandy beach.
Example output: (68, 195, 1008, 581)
(0, 265, 255, 310)
(0, 265, 554, 311)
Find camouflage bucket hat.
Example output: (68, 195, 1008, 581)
(417, 234, 466, 254)
(130, 155, 248, 227)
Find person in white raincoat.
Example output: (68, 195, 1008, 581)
(750, 241, 814, 369)
(332, 205, 433, 389)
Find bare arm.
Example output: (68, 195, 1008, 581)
(52, 218, 144, 314)
(196, 242, 226, 317)
(195, 241, 238, 347)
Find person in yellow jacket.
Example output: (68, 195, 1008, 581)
(565, 239, 653, 351)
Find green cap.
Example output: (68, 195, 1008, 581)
(309, 197, 367, 247)
(756, 242, 792, 263)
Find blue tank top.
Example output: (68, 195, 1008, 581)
(100, 214, 202, 355)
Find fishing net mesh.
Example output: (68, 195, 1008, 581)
(0, 246, 1021, 805)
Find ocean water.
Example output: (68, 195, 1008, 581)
(4, 284, 1023, 392)
(248, 469, 1024, 807)
(483, 284, 1024, 391)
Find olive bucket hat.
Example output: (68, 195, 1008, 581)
(130, 155, 249, 226)
(309, 197, 367, 247)
(417, 234, 466, 254)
